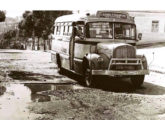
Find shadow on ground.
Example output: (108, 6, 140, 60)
(62, 69, 165, 95)
(7, 69, 165, 96)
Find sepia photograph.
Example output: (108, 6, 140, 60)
(0, 0, 165, 119)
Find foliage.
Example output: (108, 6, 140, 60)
(18, 10, 72, 50)
(33, 11, 72, 39)
(0, 11, 5, 22)
(3, 30, 17, 40)
(1, 29, 17, 49)
(18, 10, 72, 39)
(18, 11, 33, 38)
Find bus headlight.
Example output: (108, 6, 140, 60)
(97, 57, 104, 63)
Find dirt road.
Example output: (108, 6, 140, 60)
(0, 49, 165, 120)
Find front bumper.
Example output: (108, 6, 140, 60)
(92, 70, 149, 76)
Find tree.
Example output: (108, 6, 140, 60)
(0, 11, 5, 22)
(18, 11, 34, 49)
(32, 11, 72, 50)
(32, 12, 45, 50)
(0, 11, 6, 48)
(3, 30, 17, 48)
(18, 10, 72, 50)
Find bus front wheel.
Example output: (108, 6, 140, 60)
(84, 68, 95, 87)
(131, 75, 144, 88)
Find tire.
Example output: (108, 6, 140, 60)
(56, 54, 63, 74)
(131, 75, 144, 88)
(84, 68, 95, 87)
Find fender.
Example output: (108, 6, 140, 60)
(136, 55, 148, 70)
(83, 53, 110, 70)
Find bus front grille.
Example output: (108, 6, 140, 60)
(113, 45, 136, 58)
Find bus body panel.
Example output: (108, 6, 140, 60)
(74, 43, 92, 59)
(51, 37, 70, 69)
(73, 42, 97, 74)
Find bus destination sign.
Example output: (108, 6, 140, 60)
(97, 11, 128, 19)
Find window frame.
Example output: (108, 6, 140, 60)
(151, 20, 159, 32)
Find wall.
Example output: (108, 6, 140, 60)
(128, 11, 165, 45)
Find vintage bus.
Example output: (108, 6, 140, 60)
(51, 11, 149, 87)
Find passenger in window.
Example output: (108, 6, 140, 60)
(75, 26, 84, 39)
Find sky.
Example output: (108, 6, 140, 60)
(6, 10, 25, 18)
(5, 10, 92, 18)
(1, 0, 165, 13)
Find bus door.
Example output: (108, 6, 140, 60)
(69, 33, 75, 70)
(69, 22, 84, 71)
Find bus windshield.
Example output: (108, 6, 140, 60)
(86, 22, 136, 40)
(114, 23, 136, 40)
(87, 22, 113, 39)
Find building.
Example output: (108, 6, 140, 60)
(128, 11, 165, 45)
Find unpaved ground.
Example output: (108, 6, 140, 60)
(0, 50, 75, 83)
(28, 88, 165, 120)
(0, 49, 165, 120)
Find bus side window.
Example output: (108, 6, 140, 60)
(56, 26, 61, 35)
(54, 26, 57, 35)
(64, 25, 68, 35)
(60, 26, 64, 35)
(68, 26, 73, 36)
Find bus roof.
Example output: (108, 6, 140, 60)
(55, 14, 87, 23)
(55, 11, 135, 24)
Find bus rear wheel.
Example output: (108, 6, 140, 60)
(56, 54, 63, 74)
(131, 75, 144, 88)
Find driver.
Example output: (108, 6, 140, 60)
(115, 27, 123, 38)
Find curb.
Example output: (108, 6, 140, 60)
(150, 69, 165, 74)
(137, 42, 165, 49)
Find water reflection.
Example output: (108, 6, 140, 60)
(25, 83, 76, 102)
(0, 83, 82, 120)
(25, 83, 74, 92)
(31, 94, 51, 102)
(0, 83, 78, 103)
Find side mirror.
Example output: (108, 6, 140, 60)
(138, 33, 142, 40)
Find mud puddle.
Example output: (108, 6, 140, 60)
(0, 83, 83, 102)
(0, 82, 84, 120)
(8, 71, 63, 81)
